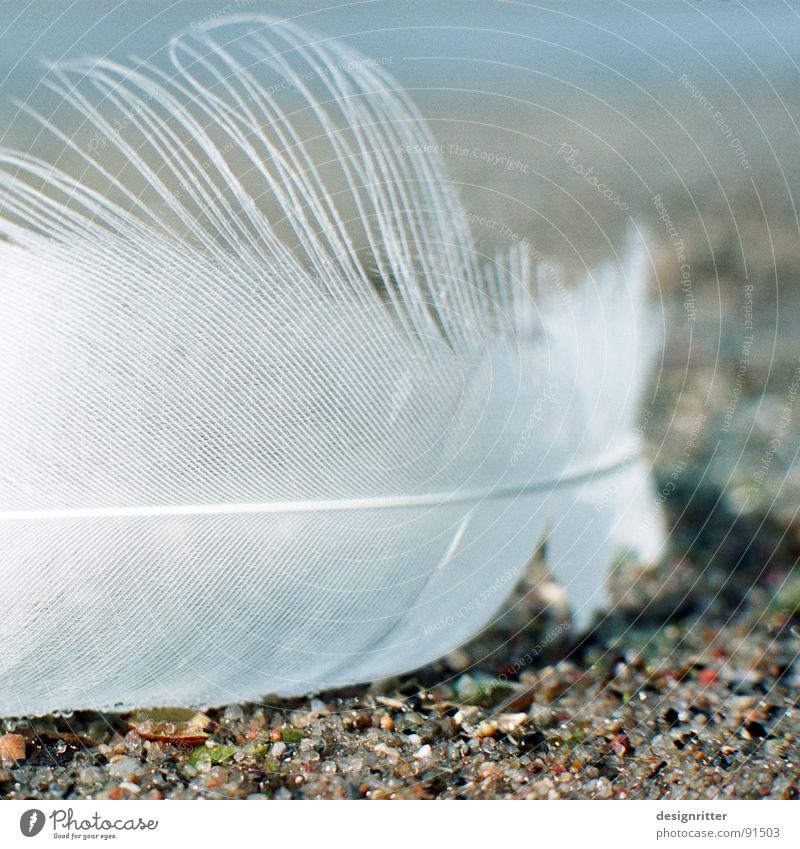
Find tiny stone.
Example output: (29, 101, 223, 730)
(446, 648, 471, 670)
(528, 704, 554, 727)
(610, 734, 634, 757)
(475, 719, 498, 738)
(373, 742, 399, 763)
(106, 755, 144, 780)
(118, 781, 141, 794)
(222, 704, 244, 723)
(77, 767, 104, 785)
(0, 733, 25, 762)
(498, 713, 528, 733)
(290, 710, 315, 729)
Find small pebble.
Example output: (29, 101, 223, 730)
(106, 756, 144, 780)
(118, 781, 140, 794)
(0, 734, 25, 762)
(610, 734, 635, 757)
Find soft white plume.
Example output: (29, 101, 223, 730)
(0, 16, 663, 716)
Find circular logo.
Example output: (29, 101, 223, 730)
(19, 809, 45, 837)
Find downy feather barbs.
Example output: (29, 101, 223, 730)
(0, 16, 664, 716)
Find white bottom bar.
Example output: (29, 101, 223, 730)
(0, 799, 796, 848)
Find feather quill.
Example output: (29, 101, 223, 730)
(0, 16, 663, 716)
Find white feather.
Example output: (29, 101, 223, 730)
(0, 16, 663, 716)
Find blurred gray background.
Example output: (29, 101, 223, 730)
(1, 0, 798, 259)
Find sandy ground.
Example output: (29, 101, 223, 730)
(0, 544, 798, 799)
